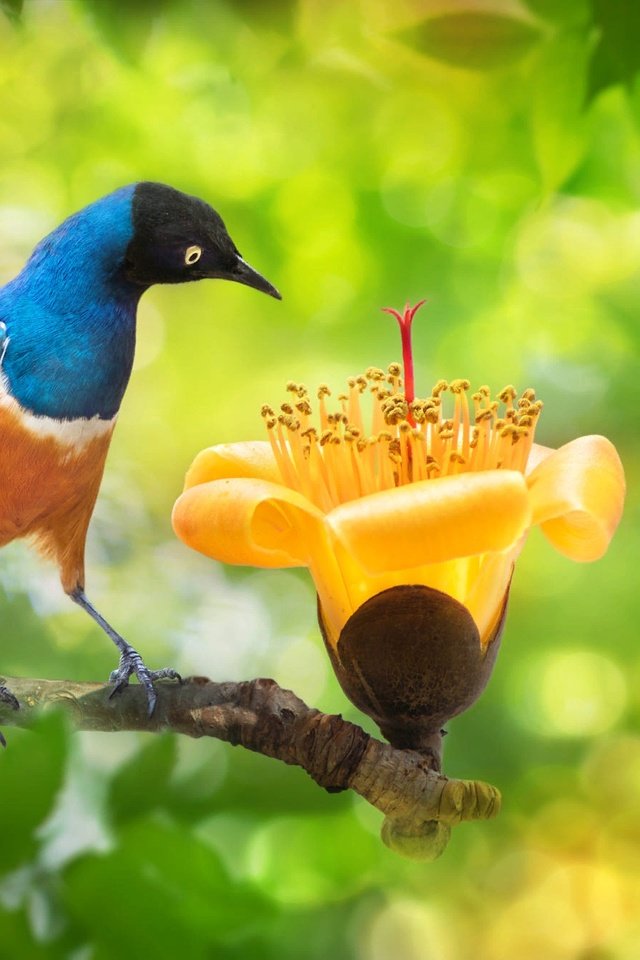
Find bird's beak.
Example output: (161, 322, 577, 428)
(228, 257, 282, 300)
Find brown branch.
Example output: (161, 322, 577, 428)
(0, 674, 500, 860)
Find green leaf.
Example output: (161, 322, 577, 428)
(587, 0, 640, 102)
(0, 712, 68, 874)
(398, 13, 541, 70)
(0, 0, 22, 24)
(62, 819, 273, 957)
(106, 733, 177, 825)
(0, 907, 55, 958)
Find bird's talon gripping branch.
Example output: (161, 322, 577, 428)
(0, 684, 20, 711)
(70, 589, 180, 716)
(108, 649, 181, 716)
(0, 684, 20, 746)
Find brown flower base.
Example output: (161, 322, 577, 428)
(319, 583, 508, 751)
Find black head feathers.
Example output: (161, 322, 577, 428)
(124, 182, 280, 298)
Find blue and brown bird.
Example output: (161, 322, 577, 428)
(0, 182, 280, 726)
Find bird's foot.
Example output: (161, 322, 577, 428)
(0, 684, 20, 747)
(108, 646, 181, 717)
(70, 589, 181, 717)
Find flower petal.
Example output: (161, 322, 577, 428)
(326, 470, 531, 574)
(172, 477, 324, 568)
(525, 442, 554, 475)
(183, 441, 281, 490)
(526, 434, 625, 561)
(464, 549, 518, 647)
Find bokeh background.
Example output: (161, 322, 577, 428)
(0, 0, 638, 957)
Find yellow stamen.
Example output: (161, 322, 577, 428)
(263, 372, 542, 510)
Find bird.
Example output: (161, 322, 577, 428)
(0, 181, 281, 728)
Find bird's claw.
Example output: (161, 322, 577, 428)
(0, 685, 20, 711)
(0, 684, 20, 748)
(108, 649, 181, 717)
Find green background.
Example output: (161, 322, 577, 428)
(0, 1, 638, 957)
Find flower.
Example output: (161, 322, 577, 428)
(172, 303, 625, 743)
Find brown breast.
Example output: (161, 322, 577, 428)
(0, 399, 114, 591)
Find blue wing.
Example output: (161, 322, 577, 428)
(0, 281, 136, 421)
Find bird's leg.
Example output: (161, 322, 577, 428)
(0, 684, 20, 746)
(70, 589, 181, 716)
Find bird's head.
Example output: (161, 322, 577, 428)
(122, 182, 281, 299)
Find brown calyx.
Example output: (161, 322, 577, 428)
(318, 583, 508, 752)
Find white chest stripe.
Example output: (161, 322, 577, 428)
(0, 383, 116, 450)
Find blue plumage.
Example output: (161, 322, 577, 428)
(0, 182, 281, 723)
(1, 185, 139, 419)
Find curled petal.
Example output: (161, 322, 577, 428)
(526, 434, 625, 561)
(172, 477, 324, 568)
(525, 442, 554, 475)
(183, 441, 280, 491)
(326, 470, 531, 575)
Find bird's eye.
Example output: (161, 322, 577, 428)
(185, 245, 202, 265)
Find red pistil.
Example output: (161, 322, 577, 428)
(382, 299, 427, 408)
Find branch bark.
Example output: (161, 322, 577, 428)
(0, 674, 500, 860)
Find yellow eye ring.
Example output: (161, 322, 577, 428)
(185, 245, 202, 265)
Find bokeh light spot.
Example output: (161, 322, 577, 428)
(516, 199, 640, 299)
(275, 635, 328, 704)
(582, 735, 640, 815)
(364, 898, 458, 960)
(511, 649, 627, 738)
(485, 862, 626, 960)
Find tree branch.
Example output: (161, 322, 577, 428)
(0, 674, 500, 860)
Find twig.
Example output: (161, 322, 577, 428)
(0, 674, 500, 860)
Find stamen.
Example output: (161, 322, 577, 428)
(262, 305, 541, 510)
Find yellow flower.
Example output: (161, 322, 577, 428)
(172, 303, 625, 741)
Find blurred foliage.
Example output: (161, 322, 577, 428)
(0, 0, 639, 957)
(588, 0, 640, 101)
(398, 12, 542, 70)
(0, 0, 21, 26)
